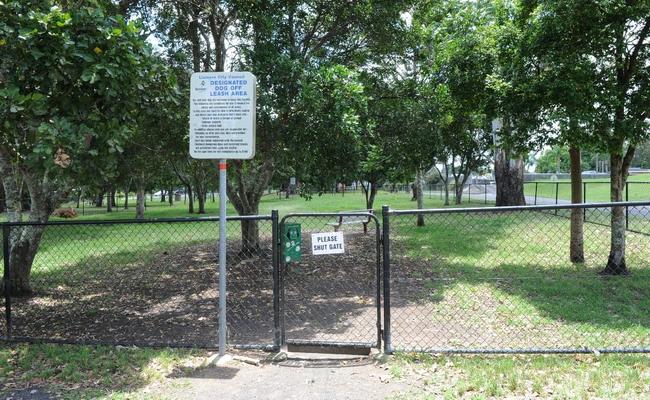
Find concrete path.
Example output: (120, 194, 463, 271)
(143, 354, 412, 400)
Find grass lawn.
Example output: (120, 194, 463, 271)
(389, 353, 650, 399)
(2, 191, 457, 288)
(524, 173, 650, 203)
(56, 189, 461, 221)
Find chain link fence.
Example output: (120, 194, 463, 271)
(2, 203, 649, 354)
(384, 202, 650, 353)
(1, 216, 275, 349)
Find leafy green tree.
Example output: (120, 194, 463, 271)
(289, 65, 368, 197)
(535, 147, 570, 173)
(0, 0, 157, 293)
(525, 0, 650, 275)
(230, 1, 410, 248)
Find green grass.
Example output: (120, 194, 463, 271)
(524, 173, 650, 202)
(57, 190, 473, 221)
(390, 353, 650, 399)
(4, 191, 467, 285)
(0, 343, 205, 399)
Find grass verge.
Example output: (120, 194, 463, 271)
(0, 343, 206, 399)
(389, 352, 650, 399)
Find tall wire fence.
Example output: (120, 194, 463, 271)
(2, 202, 650, 354)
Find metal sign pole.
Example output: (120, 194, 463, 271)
(218, 159, 227, 356)
(189, 71, 256, 359)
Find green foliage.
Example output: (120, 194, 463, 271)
(536, 146, 611, 173)
(0, 0, 157, 190)
(291, 65, 368, 190)
(521, 0, 650, 152)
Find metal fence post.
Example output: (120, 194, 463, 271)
(626, 182, 629, 229)
(3, 224, 12, 339)
(381, 205, 392, 354)
(271, 210, 281, 350)
(583, 182, 587, 222)
(534, 182, 538, 205)
(555, 182, 559, 215)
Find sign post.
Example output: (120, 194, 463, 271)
(189, 72, 256, 357)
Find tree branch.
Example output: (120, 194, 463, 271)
(625, 18, 650, 79)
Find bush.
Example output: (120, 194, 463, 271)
(52, 208, 78, 218)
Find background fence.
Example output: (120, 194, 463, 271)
(385, 202, 650, 353)
(2, 203, 650, 354)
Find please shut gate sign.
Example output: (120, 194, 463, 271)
(311, 232, 345, 255)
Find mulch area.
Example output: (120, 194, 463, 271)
(8, 241, 274, 347)
(5, 227, 624, 352)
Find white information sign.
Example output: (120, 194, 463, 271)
(189, 72, 256, 159)
(311, 232, 345, 255)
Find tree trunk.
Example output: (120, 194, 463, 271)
(95, 192, 104, 207)
(136, 177, 146, 220)
(6, 225, 45, 295)
(454, 176, 463, 205)
(362, 180, 379, 210)
(0, 147, 57, 295)
(226, 158, 275, 254)
(241, 210, 260, 255)
(197, 189, 206, 214)
(168, 186, 174, 206)
(569, 146, 584, 263)
(106, 186, 113, 213)
(494, 149, 526, 206)
(440, 165, 450, 206)
(111, 190, 116, 207)
(161, 190, 166, 202)
(602, 151, 631, 275)
(124, 184, 130, 210)
(186, 185, 194, 213)
(416, 169, 425, 227)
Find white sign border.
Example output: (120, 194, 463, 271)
(189, 71, 257, 160)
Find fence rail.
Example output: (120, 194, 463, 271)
(2, 202, 649, 354)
